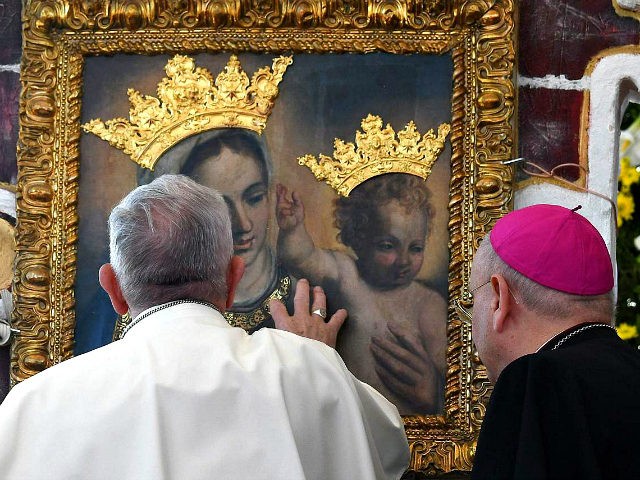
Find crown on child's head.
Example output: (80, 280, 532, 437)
(298, 114, 450, 197)
(82, 54, 293, 170)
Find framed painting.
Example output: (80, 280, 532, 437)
(15, 0, 516, 476)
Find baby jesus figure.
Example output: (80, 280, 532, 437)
(276, 173, 446, 414)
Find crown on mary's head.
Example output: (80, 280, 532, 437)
(82, 54, 293, 170)
(298, 114, 450, 197)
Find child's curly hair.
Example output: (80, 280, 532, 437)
(334, 173, 434, 253)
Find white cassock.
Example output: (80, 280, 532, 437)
(0, 302, 409, 480)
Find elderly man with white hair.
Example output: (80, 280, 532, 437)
(0, 174, 409, 479)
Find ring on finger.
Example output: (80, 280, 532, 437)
(312, 308, 327, 319)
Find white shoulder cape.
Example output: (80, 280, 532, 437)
(0, 302, 409, 479)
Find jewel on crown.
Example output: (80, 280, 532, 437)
(82, 54, 293, 170)
(298, 114, 450, 197)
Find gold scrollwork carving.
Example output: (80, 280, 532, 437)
(17, 0, 515, 475)
(27, 0, 499, 30)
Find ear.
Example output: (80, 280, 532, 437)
(225, 256, 245, 310)
(98, 264, 129, 315)
(490, 274, 514, 333)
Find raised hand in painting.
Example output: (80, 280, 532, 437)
(270, 278, 347, 348)
(371, 322, 442, 412)
(276, 183, 305, 231)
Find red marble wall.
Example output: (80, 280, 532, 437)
(0, 1, 639, 404)
(518, 0, 639, 174)
(0, 0, 19, 183)
(0, 0, 20, 402)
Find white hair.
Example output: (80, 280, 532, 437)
(108, 174, 233, 311)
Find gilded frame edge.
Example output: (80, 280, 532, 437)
(15, 0, 516, 475)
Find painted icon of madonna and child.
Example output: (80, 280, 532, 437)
(83, 54, 451, 415)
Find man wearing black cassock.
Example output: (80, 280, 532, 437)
(469, 204, 640, 480)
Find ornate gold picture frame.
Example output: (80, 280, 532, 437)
(16, 1, 516, 475)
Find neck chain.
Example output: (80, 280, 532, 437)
(550, 323, 616, 351)
(122, 299, 221, 338)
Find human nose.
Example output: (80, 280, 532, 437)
(229, 203, 252, 234)
(397, 249, 410, 267)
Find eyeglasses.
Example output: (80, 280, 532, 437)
(454, 280, 520, 325)
(454, 281, 490, 325)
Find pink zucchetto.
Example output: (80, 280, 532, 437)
(490, 204, 614, 295)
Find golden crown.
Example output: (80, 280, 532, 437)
(298, 114, 450, 197)
(82, 54, 293, 170)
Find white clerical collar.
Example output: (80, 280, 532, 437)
(123, 299, 222, 337)
(535, 334, 558, 353)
